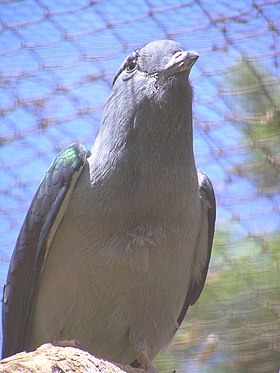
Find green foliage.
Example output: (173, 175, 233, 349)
(156, 232, 280, 372)
(226, 60, 280, 192)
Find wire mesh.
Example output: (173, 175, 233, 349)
(0, 0, 279, 372)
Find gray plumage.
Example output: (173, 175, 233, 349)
(2, 40, 216, 369)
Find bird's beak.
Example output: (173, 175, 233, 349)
(161, 50, 199, 77)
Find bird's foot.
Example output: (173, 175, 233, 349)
(134, 349, 158, 373)
(118, 364, 157, 373)
(50, 333, 80, 348)
(116, 363, 143, 373)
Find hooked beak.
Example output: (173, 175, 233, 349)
(160, 50, 199, 77)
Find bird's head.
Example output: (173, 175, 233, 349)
(113, 40, 198, 85)
(103, 40, 199, 136)
(112, 40, 198, 105)
(93, 40, 199, 178)
(98, 40, 199, 162)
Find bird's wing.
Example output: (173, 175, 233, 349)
(2, 143, 88, 358)
(177, 170, 216, 326)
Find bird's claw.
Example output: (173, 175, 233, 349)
(50, 333, 81, 348)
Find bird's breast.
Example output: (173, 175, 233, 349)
(83, 153, 201, 270)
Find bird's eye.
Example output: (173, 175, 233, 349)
(125, 58, 137, 72)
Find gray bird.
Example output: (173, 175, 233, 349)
(2, 40, 216, 370)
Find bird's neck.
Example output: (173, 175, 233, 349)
(91, 104, 195, 177)
(87, 95, 198, 224)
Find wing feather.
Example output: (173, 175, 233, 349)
(177, 170, 216, 326)
(2, 143, 87, 358)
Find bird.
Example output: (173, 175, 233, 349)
(2, 39, 216, 371)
